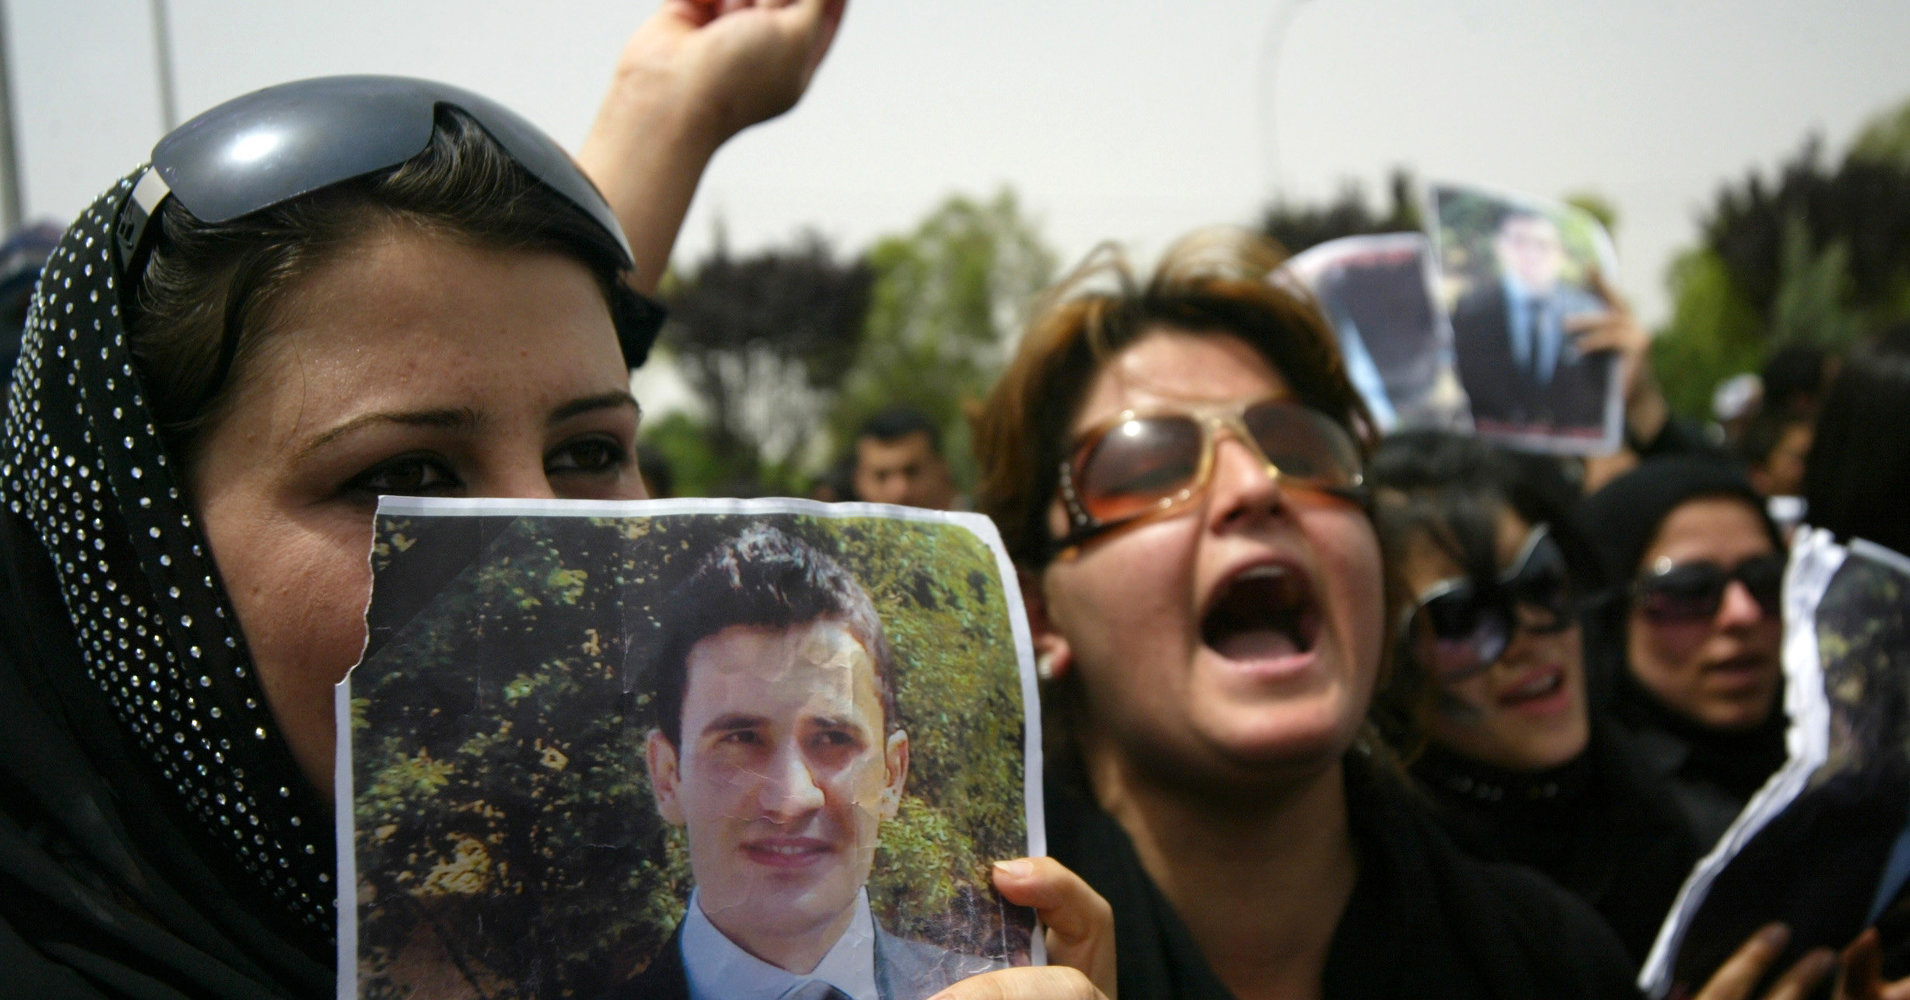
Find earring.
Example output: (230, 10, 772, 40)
(1036, 650, 1057, 682)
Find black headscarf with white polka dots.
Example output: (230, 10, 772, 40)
(0, 174, 332, 996)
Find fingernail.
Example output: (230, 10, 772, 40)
(1758, 923, 1791, 951)
(992, 858, 1034, 878)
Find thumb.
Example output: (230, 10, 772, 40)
(991, 857, 1117, 998)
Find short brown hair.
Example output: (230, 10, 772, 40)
(973, 227, 1373, 570)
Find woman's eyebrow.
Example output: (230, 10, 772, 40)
(550, 391, 641, 425)
(298, 407, 482, 458)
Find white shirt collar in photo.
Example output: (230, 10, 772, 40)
(681, 887, 881, 1000)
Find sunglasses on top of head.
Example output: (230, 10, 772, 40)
(1632, 551, 1784, 625)
(1397, 523, 1574, 684)
(1050, 395, 1366, 560)
(110, 75, 660, 398)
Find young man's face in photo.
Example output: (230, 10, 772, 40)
(1495, 214, 1565, 294)
(648, 618, 908, 963)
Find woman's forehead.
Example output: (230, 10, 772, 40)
(1073, 329, 1290, 426)
(1645, 495, 1772, 563)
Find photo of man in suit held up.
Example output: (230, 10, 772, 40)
(1434, 184, 1625, 453)
(612, 524, 1000, 1000)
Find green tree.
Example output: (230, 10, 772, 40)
(832, 189, 1058, 492)
(1651, 248, 1768, 417)
(661, 232, 873, 494)
(1257, 168, 1420, 256)
(1654, 95, 1910, 417)
(638, 409, 729, 500)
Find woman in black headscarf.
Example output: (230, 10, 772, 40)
(0, 5, 849, 996)
(1580, 457, 1788, 848)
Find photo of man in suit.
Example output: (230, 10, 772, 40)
(606, 524, 998, 1000)
(1450, 206, 1619, 444)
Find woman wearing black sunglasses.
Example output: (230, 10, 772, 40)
(1367, 430, 1701, 966)
(1581, 456, 1788, 849)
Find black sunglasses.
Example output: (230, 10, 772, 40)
(111, 75, 656, 378)
(1397, 524, 1573, 683)
(1632, 551, 1784, 625)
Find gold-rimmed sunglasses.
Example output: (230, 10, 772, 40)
(1052, 395, 1365, 559)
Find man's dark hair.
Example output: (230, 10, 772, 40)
(651, 524, 899, 748)
(856, 405, 942, 454)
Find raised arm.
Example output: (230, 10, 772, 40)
(578, 0, 847, 294)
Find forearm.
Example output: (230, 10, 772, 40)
(578, 64, 725, 296)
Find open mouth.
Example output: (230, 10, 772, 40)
(1200, 564, 1320, 661)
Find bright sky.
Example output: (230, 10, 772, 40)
(9, 1, 1910, 332)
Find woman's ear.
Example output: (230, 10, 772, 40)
(1020, 568, 1073, 682)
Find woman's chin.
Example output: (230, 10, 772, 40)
(1198, 698, 1363, 775)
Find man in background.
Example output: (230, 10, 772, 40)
(850, 407, 955, 510)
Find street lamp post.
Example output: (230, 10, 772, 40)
(0, 0, 22, 232)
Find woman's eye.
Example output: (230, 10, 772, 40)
(547, 436, 629, 476)
(345, 455, 460, 497)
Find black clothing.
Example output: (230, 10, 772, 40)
(1607, 668, 1789, 848)
(1451, 282, 1614, 436)
(1046, 752, 1640, 1000)
(1577, 456, 1788, 847)
(0, 177, 333, 998)
(1410, 724, 1703, 966)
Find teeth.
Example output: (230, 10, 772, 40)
(1236, 565, 1289, 582)
(1510, 672, 1561, 699)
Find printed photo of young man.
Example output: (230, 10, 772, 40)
(605, 525, 999, 1000)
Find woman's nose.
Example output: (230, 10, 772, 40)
(475, 456, 562, 501)
(1715, 578, 1770, 627)
(1207, 425, 1286, 528)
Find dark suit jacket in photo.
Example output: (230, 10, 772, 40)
(600, 920, 1002, 1000)
(1451, 281, 1615, 438)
